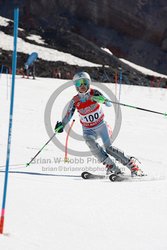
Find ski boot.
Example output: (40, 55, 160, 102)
(127, 157, 144, 177)
(103, 156, 122, 175)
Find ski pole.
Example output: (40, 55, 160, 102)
(26, 133, 56, 167)
(109, 100, 167, 117)
(26, 123, 64, 167)
(92, 96, 166, 117)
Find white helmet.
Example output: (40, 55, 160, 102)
(73, 72, 91, 93)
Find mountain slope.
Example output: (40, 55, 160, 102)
(1, 0, 167, 74)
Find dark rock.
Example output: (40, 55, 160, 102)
(0, 0, 167, 85)
(161, 38, 167, 51)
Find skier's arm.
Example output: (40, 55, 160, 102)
(62, 99, 76, 127)
(55, 99, 76, 133)
(92, 89, 112, 107)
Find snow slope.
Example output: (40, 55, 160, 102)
(0, 16, 11, 27)
(120, 58, 167, 79)
(1, 14, 167, 76)
(102, 47, 167, 78)
(0, 31, 101, 67)
(0, 74, 167, 250)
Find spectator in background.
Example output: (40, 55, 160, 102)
(66, 71, 72, 79)
(23, 62, 36, 79)
(23, 52, 38, 79)
(53, 68, 61, 78)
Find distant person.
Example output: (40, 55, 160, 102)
(23, 52, 38, 79)
(23, 63, 36, 79)
(66, 71, 72, 79)
(53, 68, 61, 78)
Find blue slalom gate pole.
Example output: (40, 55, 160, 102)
(0, 8, 19, 234)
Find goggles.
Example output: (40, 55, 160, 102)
(75, 78, 90, 87)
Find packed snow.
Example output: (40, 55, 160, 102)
(101, 47, 113, 55)
(26, 34, 46, 45)
(0, 16, 11, 27)
(120, 58, 167, 79)
(102, 47, 167, 79)
(0, 73, 167, 250)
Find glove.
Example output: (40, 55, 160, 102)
(55, 121, 64, 133)
(91, 95, 107, 104)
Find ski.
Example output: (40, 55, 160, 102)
(81, 171, 125, 182)
(81, 171, 150, 182)
(109, 174, 125, 182)
(81, 171, 106, 180)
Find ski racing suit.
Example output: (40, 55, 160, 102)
(61, 88, 132, 172)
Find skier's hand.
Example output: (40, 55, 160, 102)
(91, 95, 108, 104)
(55, 121, 64, 133)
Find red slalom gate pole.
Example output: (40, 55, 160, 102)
(64, 120, 75, 162)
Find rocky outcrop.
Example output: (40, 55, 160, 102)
(23, 0, 167, 74)
(0, 0, 167, 77)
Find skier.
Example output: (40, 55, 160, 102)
(55, 72, 144, 177)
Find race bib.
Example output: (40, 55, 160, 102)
(79, 108, 104, 127)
